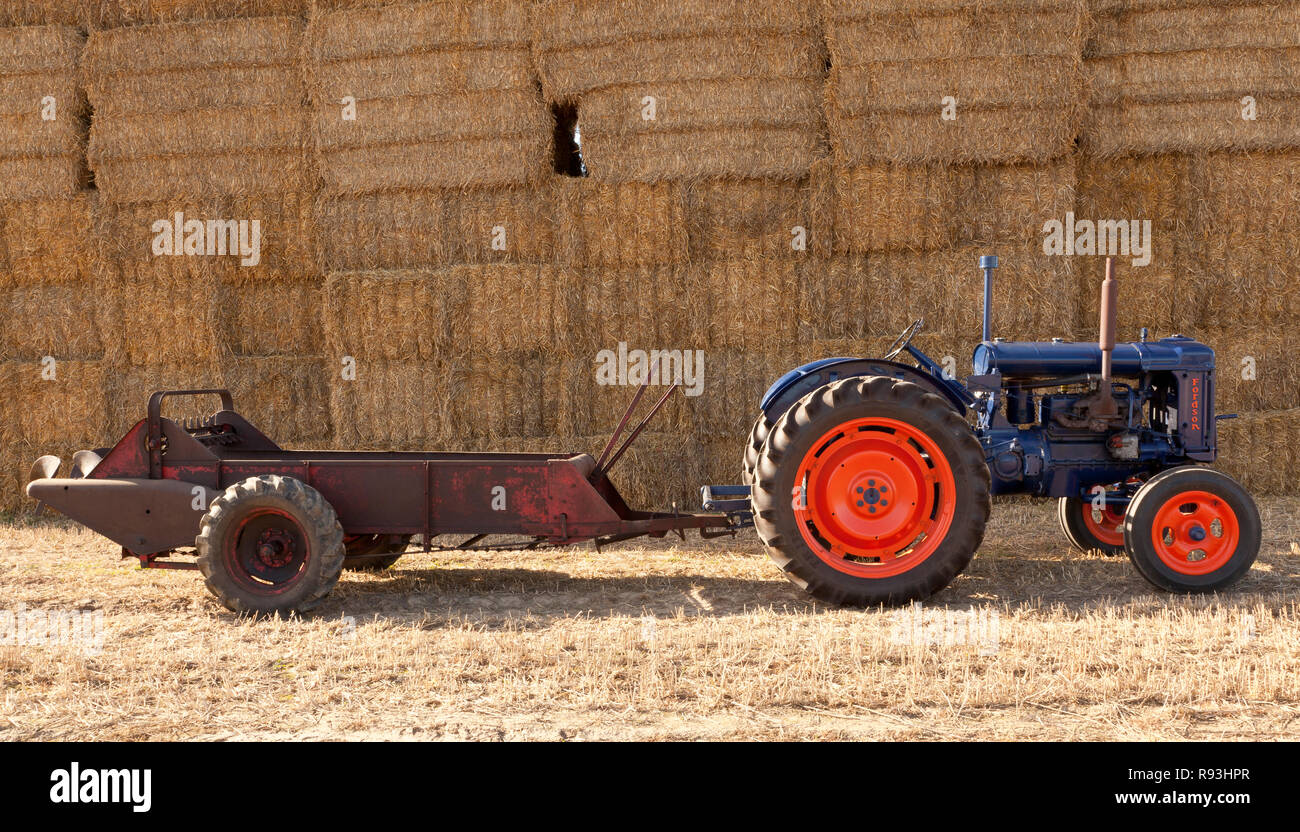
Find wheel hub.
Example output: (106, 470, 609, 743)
(255, 529, 295, 570)
(1151, 491, 1238, 575)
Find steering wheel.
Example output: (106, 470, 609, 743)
(884, 318, 925, 361)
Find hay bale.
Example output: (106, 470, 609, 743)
(578, 79, 825, 182)
(0, 359, 108, 448)
(0, 25, 86, 200)
(1, 282, 110, 361)
(458, 264, 583, 356)
(1203, 327, 1300, 414)
(825, 0, 1084, 165)
(110, 258, 226, 366)
(555, 352, 698, 438)
(1215, 408, 1300, 495)
(323, 270, 458, 362)
(220, 274, 323, 357)
(579, 264, 710, 355)
(570, 180, 687, 267)
(683, 176, 824, 260)
(1085, 2, 1300, 156)
(833, 165, 956, 252)
(328, 358, 449, 449)
(310, 1, 549, 191)
(84, 17, 309, 202)
(0, 3, 123, 27)
(443, 352, 565, 442)
(0, 195, 98, 285)
(226, 355, 332, 443)
(317, 184, 559, 270)
(684, 258, 800, 351)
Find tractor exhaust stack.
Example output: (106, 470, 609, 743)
(1099, 256, 1118, 384)
(979, 254, 998, 342)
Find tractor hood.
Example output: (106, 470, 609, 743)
(972, 335, 1214, 378)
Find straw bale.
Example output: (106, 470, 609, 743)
(951, 158, 1077, 244)
(85, 17, 309, 202)
(1091, 1, 1300, 57)
(537, 32, 824, 102)
(581, 78, 821, 136)
(685, 348, 784, 441)
(1193, 150, 1300, 233)
(328, 358, 449, 449)
(1, 282, 110, 361)
(219, 274, 323, 357)
(579, 264, 711, 353)
(684, 258, 800, 351)
(130, 2, 309, 24)
(317, 184, 559, 270)
(1202, 328, 1300, 414)
(833, 164, 956, 252)
(0, 26, 87, 200)
(0, 3, 126, 28)
(111, 257, 226, 366)
(318, 134, 550, 192)
(1214, 408, 1300, 495)
(226, 355, 333, 443)
(571, 180, 687, 267)
(825, 0, 1083, 165)
(312, 89, 548, 149)
(457, 264, 583, 356)
(311, 1, 532, 59)
(323, 269, 458, 361)
(683, 176, 821, 260)
(0, 359, 108, 448)
(534, 0, 817, 51)
(581, 125, 823, 183)
(0, 195, 98, 286)
(442, 351, 565, 442)
(104, 360, 227, 437)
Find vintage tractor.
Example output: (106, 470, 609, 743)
(704, 255, 1260, 604)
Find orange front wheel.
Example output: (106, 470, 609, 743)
(1057, 494, 1126, 555)
(1122, 467, 1260, 592)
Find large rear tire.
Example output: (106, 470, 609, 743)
(751, 376, 990, 605)
(741, 413, 773, 485)
(196, 475, 346, 615)
(1122, 466, 1260, 593)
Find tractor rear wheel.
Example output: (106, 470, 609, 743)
(343, 534, 409, 571)
(1058, 496, 1126, 555)
(1122, 467, 1260, 592)
(196, 475, 346, 615)
(741, 413, 773, 485)
(751, 376, 991, 605)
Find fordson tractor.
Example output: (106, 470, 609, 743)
(707, 255, 1260, 605)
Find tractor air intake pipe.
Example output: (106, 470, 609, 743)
(1099, 256, 1117, 384)
(980, 254, 998, 342)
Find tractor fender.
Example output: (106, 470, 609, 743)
(759, 357, 968, 423)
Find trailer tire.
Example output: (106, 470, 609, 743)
(752, 376, 990, 606)
(741, 413, 772, 485)
(196, 475, 346, 615)
(1122, 466, 1260, 593)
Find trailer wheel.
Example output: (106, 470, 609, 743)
(196, 475, 346, 615)
(751, 376, 990, 605)
(1122, 467, 1260, 593)
(1058, 496, 1126, 555)
(343, 534, 408, 571)
(741, 413, 772, 485)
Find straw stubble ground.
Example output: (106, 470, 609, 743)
(2, 498, 1298, 741)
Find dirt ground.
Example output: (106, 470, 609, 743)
(1, 498, 1298, 741)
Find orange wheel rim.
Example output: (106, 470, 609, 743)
(1150, 490, 1239, 576)
(1081, 500, 1125, 547)
(792, 417, 956, 578)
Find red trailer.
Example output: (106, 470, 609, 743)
(27, 388, 735, 615)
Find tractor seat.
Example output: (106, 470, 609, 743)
(560, 453, 597, 479)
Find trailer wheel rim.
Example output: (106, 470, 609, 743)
(225, 508, 310, 594)
(793, 417, 957, 578)
(1081, 500, 1125, 547)
(1150, 490, 1239, 576)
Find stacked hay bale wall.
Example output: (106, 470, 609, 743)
(1, 0, 1298, 514)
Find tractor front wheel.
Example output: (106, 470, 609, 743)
(751, 376, 991, 605)
(196, 475, 346, 615)
(1122, 466, 1260, 592)
(1058, 495, 1126, 555)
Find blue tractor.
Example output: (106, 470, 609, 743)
(705, 255, 1260, 605)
